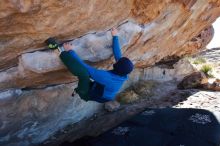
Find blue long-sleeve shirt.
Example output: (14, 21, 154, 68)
(69, 36, 128, 100)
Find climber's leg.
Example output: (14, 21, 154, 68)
(59, 51, 91, 101)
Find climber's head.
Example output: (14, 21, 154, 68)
(113, 57, 134, 76)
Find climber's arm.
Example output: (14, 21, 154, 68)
(111, 28, 122, 61)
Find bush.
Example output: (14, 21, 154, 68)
(116, 80, 157, 104)
(200, 64, 213, 77)
(193, 57, 206, 65)
(116, 90, 139, 104)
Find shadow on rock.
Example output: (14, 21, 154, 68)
(68, 108, 220, 146)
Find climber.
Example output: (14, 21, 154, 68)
(45, 28, 134, 103)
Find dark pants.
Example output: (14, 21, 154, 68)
(59, 51, 91, 101)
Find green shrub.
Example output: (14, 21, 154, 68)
(193, 57, 206, 65)
(200, 64, 213, 77)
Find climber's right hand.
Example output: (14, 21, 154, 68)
(111, 28, 118, 36)
(63, 42, 73, 51)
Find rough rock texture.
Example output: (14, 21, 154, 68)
(0, 84, 102, 146)
(0, 0, 220, 146)
(177, 26, 214, 56)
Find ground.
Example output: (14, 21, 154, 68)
(191, 47, 220, 79)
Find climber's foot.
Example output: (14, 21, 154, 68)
(104, 101, 120, 112)
(45, 37, 60, 50)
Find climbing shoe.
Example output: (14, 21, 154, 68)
(45, 37, 60, 50)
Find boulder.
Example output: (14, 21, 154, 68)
(177, 72, 208, 89)
(0, 0, 220, 145)
(204, 79, 220, 91)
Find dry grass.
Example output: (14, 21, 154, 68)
(200, 64, 214, 78)
(116, 80, 158, 104)
(193, 57, 206, 65)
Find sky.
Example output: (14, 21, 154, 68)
(207, 17, 220, 49)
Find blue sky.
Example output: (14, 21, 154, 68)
(207, 17, 220, 49)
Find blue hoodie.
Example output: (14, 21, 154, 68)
(68, 36, 128, 101)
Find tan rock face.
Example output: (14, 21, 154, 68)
(0, 0, 132, 69)
(176, 26, 214, 56)
(0, 0, 219, 70)
(0, 0, 220, 145)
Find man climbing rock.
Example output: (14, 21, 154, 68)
(45, 28, 134, 103)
